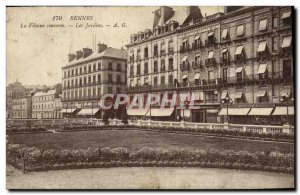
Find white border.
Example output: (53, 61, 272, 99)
(1, 0, 298, 194)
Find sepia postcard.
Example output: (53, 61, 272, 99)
(6, 6, 295, 190)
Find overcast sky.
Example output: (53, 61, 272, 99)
(7, 6, 223, 86)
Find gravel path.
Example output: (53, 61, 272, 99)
(6, 165, 294, 189)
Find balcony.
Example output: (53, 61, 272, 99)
(205, 58, 216, 66)
(180, 44, 190, 53)
(168, 48, 174, 53)
(153, 51, 159, 57)
(160, 50, 166, 56)
(192, 62, 203, 69)
(127, 83, 176, 93)
(180, 62, 190, 71)
(192, 42, 201, 50)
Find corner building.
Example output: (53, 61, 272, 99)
(126, 6, 294, 125)
(61, 44, 127, 118)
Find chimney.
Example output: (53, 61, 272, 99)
(83, 48, 93, 58)
(185, 6, 203, 20)
(97, 43, 107, 53)
(160, 6, 174, 24)
(76, 50, 83, 60)
(68, 53, 76, 62)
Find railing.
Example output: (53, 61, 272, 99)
(7, 118, 294, 134)
(129, 120, 294, 135)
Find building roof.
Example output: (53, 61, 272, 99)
(65, 47, 127, 67)
(33, 89, 57, 97)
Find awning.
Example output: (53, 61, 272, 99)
(235, 45, 244, 55)
(182, 38, 188, 42)
(282, 11, 291, 19)
(206, 109, 219, 114)
(236, 25, 244, 36)
(234, 92, 243, 99)
(194, 73, 200, 80)
(257, 89, 267, 97)
(194, 35, 200, 40)
(127, 109, 148, 116)
(281, 86, 291, 97)
(60, 108, 76, 113)
(182, 75, 188, 79)
(208, 31, 214, 37)
(218, 108, 250, 116)
(221, 90, 228, 100)
(248, 108, 273, 116)
(147, 108, 174, 117)
(236, 67, 243, 73)
(182, 56, 188, 61)
(208, 51, 214, 59)
(281, 36, 292, 48)
(257, 64, 267, 74)
(195, 53, 201, 57)
(259, 19, 267, 31)
(222, 48, 228, 53)
(222, 29, 228, 39)
(257, 41, 267, 52)
(77, 108, 100, 116)
(272, 106, 294, 115)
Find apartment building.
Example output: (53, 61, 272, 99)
(126, 6, 294, 125)
(11, 94, 32, 119)
(61, 43, 127, 118)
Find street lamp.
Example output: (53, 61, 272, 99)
(222, 96, 233, 123)
(280, 95, 294, 125)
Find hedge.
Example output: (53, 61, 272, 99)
(7, 144, 294, 174)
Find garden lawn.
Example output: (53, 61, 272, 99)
(7, 129, 294, 153)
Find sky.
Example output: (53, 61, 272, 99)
(7, 6, 223, 86)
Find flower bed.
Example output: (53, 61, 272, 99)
(7, 144, 294, 174)
(7, 126, 48, 134)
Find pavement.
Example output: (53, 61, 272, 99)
(6, 165, 294, 189)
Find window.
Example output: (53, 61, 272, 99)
(144, 47, 148, 58)
(93, 88, 96, 96)
(273, 17, 278, 28)
(144, 77, 149, 85)
(144, 62, 148, 74)
(137, 64, 141, 75)
(161, 43, 166, 55)
(168, 75, 173, 84)
(108, 86, 113, 94)
(88, 76, 91, 84)
(235, 45, 245, 61)
(136, 78, 140, 86)
(84, 66, 87, 73)
(93, 75, 96, 83)
(221, 48, 229, 63)
(108, 74, 112, 82)
(168, 40, 174, 52)
(80, 67, 82, 74)
(161, 59, 165, 71)
(207, 31, 215, 45)
(282, 11, 291, 26)
(161, 76, 165, 85)
(258, 19, 267, 31)
(281, 35, 292, 49)
(257, 88, 268, 103)
(108, 63, 113, 71)
(64, 71, 66, 78)
(130, 65, 134, 76)
(154, 61, 158, 72)
(208, 71, 214, 80)
(222, 68, 228, 81)
(153, 77, 158, 86)
(88, 65, 91, 73)
(205, 91, 218, 102)
(154, 45, 158, 56)
(79, 78, 82, 86)
(98, 62, 101, 70)
(117, 63, 121, 71)
(75, 69, 78, 75)
(272, 37, 277, 52)
(117, 75, 121, 84)
(222, 29, 229, 40)
(236, 24, 244, 37)
(283, 59, 292, 79)
(93, 64, 96, 72)
(168, 58, 173, 70)
(84, 77, 86, 85)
